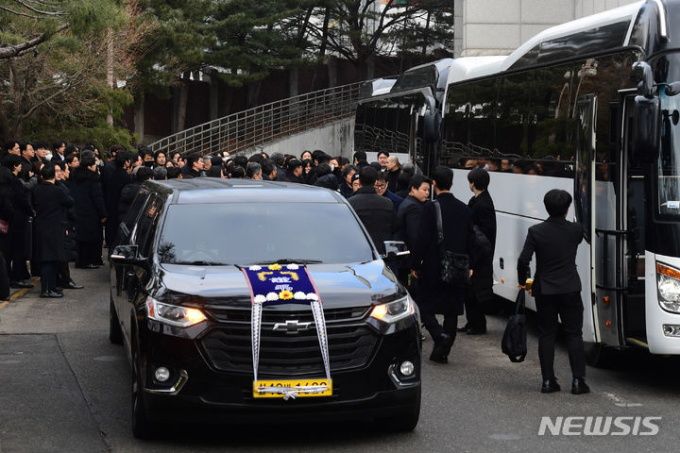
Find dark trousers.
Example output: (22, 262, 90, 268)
(9, 218, 30, 282)
(421, 310, 458, 348)
(56, 261, 72, 286)
(40, 261, 57, 292)
(77, 241, 101, 266)
(0, 237, 10, 300)
(535, 291, 587, 380)
(463, 286, 487, 331)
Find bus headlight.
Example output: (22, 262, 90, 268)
(657, 262, 680, 313)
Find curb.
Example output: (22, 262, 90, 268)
(0, 277, 41, 310)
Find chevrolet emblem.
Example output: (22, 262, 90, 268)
(272, 320, 312, 334)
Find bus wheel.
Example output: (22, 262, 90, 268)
(584, 342, 615, 368)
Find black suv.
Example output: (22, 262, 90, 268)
(109, 179, 421, 437)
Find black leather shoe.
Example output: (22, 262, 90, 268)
(457, 324, 470, 333)
(40, 290, 64, 298)
(571, 378, 590, 395)
(63, 282, 84, 289)
(84, 264, 99, 269)
(429, 352, 448, 364)
(466, 327, 487, 335)
(541, 378, 561, 393)
(11, 280, 34, 289)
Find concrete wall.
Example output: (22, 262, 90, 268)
(253, 119, 355, 160)
(457, 0, 641, 57)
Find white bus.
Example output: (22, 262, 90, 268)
(356, 0, 680, 365)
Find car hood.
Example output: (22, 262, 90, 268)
(153, 261, 403, 309)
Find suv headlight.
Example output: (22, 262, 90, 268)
(657, 262, 680, 313)
(146, 297, 207, 327)
(370, 295, 415, 324)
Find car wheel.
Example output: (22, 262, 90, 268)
(131, 343, 154, 439)
(109, 299, 123, 345)
(376, 386, 421, 432)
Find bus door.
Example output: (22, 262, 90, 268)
(575, 94, 622, 347)
(619, 93, 648, 345)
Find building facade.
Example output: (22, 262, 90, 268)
(455, 0, 641, 57)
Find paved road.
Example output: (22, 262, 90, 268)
(1, 264, 679, 452)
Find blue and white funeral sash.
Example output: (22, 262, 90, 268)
(241, 264, 330, 400)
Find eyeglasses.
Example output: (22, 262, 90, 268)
(374, 183, 387, 189)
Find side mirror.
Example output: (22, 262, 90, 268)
(382, 241, 410, 261)
(631, 61, 655, 99)
(633, 94, 660, 161)
(110, 245, 143, 265)
(423, 110, 441, 143)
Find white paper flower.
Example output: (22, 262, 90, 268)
(306, 293, 318, 301)
(294, 291, 306, 300)
(287, 264, 299, 270)
(254, 295, 266, 304)
(266, 292, 279, 301)
(249, 265, 262, 271)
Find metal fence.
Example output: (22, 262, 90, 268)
(149, 82, 362, 156)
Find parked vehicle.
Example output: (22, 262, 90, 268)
(109, 178, 421, 437)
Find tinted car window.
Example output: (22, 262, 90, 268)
(157, 203, 374, 265)
(132, 195, 163, 257)
(123, 188, 150, 230)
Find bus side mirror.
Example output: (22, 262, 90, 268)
(633, 95, 660, 161)
(423, 110, 441, 143)
(631, 61, 655, 99)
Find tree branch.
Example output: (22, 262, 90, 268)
(0, 23, 68, 59)
(11, 0, 66, 16)
(0, 5, 42, 19)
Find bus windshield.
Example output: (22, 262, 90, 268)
(658, 86, 680, 219)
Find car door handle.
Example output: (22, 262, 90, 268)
(126, 271, 135, 278)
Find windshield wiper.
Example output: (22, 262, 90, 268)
(251, 258, 323, 265)
(172, 261, 227, 266)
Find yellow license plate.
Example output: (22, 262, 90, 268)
(253, 379, 333, 398)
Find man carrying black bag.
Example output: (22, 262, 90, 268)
(517, 189, 589, 395)
(411, 166, 475, 364)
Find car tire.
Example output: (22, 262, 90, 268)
(375, 386, 421, 432)
(131, 342, 154, 439)
(109, 299, 123, 345)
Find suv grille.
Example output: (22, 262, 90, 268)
(201, 306, 378, 376)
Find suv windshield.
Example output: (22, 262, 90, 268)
(157, 203, 374, 265)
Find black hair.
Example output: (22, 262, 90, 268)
(19, 142, 31, 153)
(408, 174, 431, 192)
(247, 153, 263, 164)
(53, 160, 67, 171)
(40, 164, 56, 180)
(64, 144, 78, 156)
(3, 154, 21, 169)
(467, 167, 490, 191)
(375, 171, 388, 182)
(211, 155, 222, 167)
(52, 140, 66, 150)
(231, 166, 246, 178)
(185, 153, 201, 167)
(233, 154, 248, 169)
(315, 163, 331, 177)
(3, 140, 18, 152)
(342, 164, 357, 179)
(432, 166, 453, 191)
(80, 154, 96, 168)
(135, 166, 154, 182)
(544, 189, 572, 217)
(359, 166, 378, 187)
(166, 167, 182, 179)
(261, 159, 276, 177)
(115, 150, 132, 167)
(287, 159, 302, 172)
(32, 140, 47, 150)
(65, 154, 79, 165)
(377, 150, 390, 159)
(109, 144, 125, 156)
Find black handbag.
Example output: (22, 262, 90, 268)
(501, 290, 528, 363)
(433, 200, 469, 287)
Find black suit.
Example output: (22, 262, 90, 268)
(396, 195, 424, 285)
(517, 216, 586, 380)
(411, 192, 475, 354)
(464, 190, 497, 331)
(348, 186, 396, 254)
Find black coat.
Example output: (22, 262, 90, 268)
(71, 167, 107, 243)
(396, 195, 424, 267)
(348, 186, 396, 254)
(118, 182, 142, 221)
(411, 192, 475, 315)
(105, 166, 132, 228)
(33, 181, 74, 262)
(57, 181, 78, 262)
(517, 216, 583, 296)
(468, 190, 497, 296)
